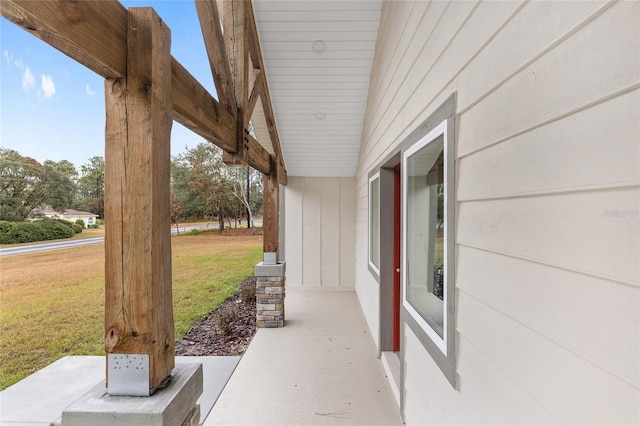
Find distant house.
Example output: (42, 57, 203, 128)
(32, 206, 98, 228)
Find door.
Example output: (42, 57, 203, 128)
(393, 165, 401, 352)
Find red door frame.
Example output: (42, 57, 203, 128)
(393, 165, 401, 352)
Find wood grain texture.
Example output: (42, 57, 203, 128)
(3, 0, 237, 156)
(195, 0, 237, 115)
(246, 134, 271, 176)
(1, 0, 127, 78)
(262, 160, 279, 258)
(171, 57, 236, 153)
(104, 8, 174, 390)
(247, 1, 287, 183)
(222, 0, 250, 166)
(247, 70, 264, 120)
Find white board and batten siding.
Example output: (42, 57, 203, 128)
(356, 1, 639, 424)
(284, 177, 356, 288)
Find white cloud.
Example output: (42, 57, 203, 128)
(3, 49, 25, 69)
(40, 74, 56, 99)
(85, 84, 96, 96)
(22, 67, 35, 91)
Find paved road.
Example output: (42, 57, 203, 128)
(0, 225, 214, 258)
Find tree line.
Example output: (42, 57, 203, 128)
(0, 144, 263, 230)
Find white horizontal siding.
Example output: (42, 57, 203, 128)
(457, 246, 639, 388)
(457, 89, 640, 200)
(404, 326, 560, 424)
(457, 188, 639, 285)
(355, 0, 640, 424)
(458, 292, 639, 425)
(458, 1, 639, 157)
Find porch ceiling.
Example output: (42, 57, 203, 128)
(252, 0, 382, 177)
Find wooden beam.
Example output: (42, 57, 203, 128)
(1, 0, 127, 78)
(261, 90, 287, 185)
(247, 70, 264, 121)
(246, 134, 271, 176)
(245, 1, 288, 184)
(2, 0, 237, 154)
(104, 7, 174, 392)
(222, 0, 250, 166)
(194, 0, 236, 115)
(2, 0, 283, 175)
(262, 157, 279, 259)
(171, 58, 236, 153)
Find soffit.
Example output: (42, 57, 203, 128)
(252, 0, 382, 177)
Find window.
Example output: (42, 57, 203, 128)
(368, 172, 380, 276)
(400, 94, 456, 387)
(403, 122, 447, 351)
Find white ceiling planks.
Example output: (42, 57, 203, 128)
(252, 0, 382, 177)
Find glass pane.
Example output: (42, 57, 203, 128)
(370, 177, 380, 269)
(406, 135, 445, 337)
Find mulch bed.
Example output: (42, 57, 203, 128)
(175, 277, 257, 356)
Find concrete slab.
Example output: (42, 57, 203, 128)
(61, 363, 202, 426)
(205, 289, 402, 425)
(0, 356, 104, 426)
(0, 356, 239, 426)
(185, 356, 239, 421)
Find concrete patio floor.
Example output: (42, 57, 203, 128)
(204, 288, 403, 425)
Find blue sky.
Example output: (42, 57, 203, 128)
(0, 1, 217, 170)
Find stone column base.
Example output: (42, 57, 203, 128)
(255, 262, 286, 328)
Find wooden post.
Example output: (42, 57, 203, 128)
(263, 156, 279, 260)
(104, 7, 174, 392)
(222, 0, 250, 166)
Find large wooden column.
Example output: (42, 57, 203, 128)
(263, 157, 279, 260)
(222, 0, 250, 166)
(104, 7, 174, 392)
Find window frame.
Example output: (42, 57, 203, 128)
(368, 171, 381, 277)
(399, 94, 457, 388)
(402, 121, 449, 354)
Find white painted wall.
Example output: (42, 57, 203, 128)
(284, 176, 356, 288)
(356, 1, 639, 424)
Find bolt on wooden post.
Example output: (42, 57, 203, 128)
(104, 7, 174, 395)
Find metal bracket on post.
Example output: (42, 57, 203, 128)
(107, 354, 150, 396)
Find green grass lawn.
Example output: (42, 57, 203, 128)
(0, 233, 262, 390)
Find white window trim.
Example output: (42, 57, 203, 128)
(368, 171, 381, 276)
(402, 120, 449, 355)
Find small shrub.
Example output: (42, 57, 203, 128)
(188, 229, 203, 236)
(75, 219, 86, 228)
(239, 282, 256, 303)
(73, 223, 83, 234)
(216, 306, 238, 335)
